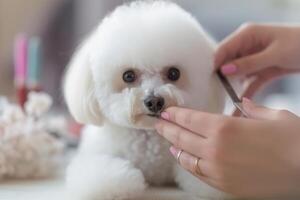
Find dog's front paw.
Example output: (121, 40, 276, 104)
(65, 154, 146, 200)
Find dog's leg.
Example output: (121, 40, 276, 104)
(65, 154, 146, 200)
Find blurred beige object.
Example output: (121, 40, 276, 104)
(0, 0, 52, 97)
(0, 91, 64, 180)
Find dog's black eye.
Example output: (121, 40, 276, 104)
(123, 70, 136, 83)
(167, 67, 180, 81)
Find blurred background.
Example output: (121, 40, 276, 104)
(1, 0, 300, 115)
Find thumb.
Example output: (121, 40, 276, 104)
(242, 98, 278, 120)
(221, 48, 273, 76)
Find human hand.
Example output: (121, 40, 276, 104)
(155, 99, 300, 198)
(215, 24, 300, 98)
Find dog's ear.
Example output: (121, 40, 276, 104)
(63, 38, 103, 126)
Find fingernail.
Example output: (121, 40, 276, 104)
(242, 97, 251, 104)
(161, 112, 170, 120)
(169, 146, 178, 157)
(221, 64, 237, 75)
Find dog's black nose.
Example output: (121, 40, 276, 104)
(144, 96, 165, 113)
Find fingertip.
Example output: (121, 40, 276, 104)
(241, 99, 278, 120)
(242, 97, 255, 105)
(242, 97, 253, 111)
(160, 112, 170, 120)
(242, 98, 264, 119)
(169, 146, 179, 157)
(242, 97, 252, 104)
(163, 106, 178, 121)
(220, 63, 237, 75)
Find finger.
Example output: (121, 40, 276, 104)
(170, 147, 231, 192)
(232, 74, 272, 117)
(243, 67, 300, 98)
(170, 146, 208, 177)
(242, 77, 265, 100)
(220, 47, 274, 77)
(215, 23, 265, 68)
(233, 48, 273, 75)
(233, 67, 297, 117)
(155, 119, 206, 158)
(160, 107, 227, 138)
(215, 25, 254, 67)
(242, 98, 285, 120)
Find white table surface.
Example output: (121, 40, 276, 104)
(0, 178, 65, 200)
(0, 177, 201, 200)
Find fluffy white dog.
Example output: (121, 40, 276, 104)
(64, 1, 230, 199)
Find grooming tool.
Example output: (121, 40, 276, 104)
(216, 70, 248, 117)
(27, 37, 42, 92)
(14, 34, 28, 107)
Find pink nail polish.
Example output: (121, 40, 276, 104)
(161, 112, 170, 120)
(169, 146, 178, 157)
(242, 97, 251, 104)
(221, 64, 237, 75)
(242, 97, 253, 108)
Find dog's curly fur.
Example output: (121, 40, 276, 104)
(64, 1, 230, 199)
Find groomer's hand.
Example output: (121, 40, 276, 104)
(155, 99, 300, 198)
(215, 24, 300, 98)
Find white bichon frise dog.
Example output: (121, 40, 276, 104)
(64, 1, 230, 200)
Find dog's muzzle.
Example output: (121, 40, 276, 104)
(144, 95, 165, 114)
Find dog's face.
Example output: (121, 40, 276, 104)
(64, 1, 225, 129)
(93, 61, 186, 129)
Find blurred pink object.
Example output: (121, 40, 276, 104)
(14, 34, 28, 82)
(68, 121, 83, 138)
(14, 34, 28, 107)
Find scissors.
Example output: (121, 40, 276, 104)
(216, 70, 249, 118)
